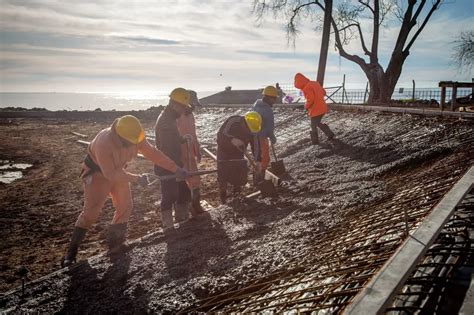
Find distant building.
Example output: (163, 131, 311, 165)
(199, 86, 263, 105)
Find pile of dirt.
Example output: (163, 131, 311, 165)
(0, 108, 472, 313)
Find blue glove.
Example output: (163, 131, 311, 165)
(137, 174, 150, 187)
(270, 134, 277, 145)
(175, 167, 188, 181)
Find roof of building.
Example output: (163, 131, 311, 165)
(199, 89, 263, 105)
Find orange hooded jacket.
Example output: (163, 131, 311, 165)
(294, 73, 328, 117)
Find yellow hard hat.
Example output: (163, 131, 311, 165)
(262, 85, 278, 98)
(114, 115, 145, 144)
(244, 111, 262, 133)
(169, 88, 191, 107)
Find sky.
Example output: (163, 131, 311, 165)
(0, 0, 473, 97)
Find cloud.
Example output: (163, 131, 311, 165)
(0, 0, 472, 93)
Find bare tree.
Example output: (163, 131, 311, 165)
(452, 30, 473, 72)
(253, 0, 442, 104)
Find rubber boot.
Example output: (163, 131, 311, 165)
(175, 203, 190, 223)
(107, 223, 127, 255)
(310, 131, 319, 145)
(190, 188, 205, 217)
(61, 227, 87, 267)
(160, 209, 174, 232)
(219, 183, 227, 204)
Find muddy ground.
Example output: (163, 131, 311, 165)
(0, 107, 473, 313)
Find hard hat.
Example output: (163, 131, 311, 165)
(114, 115, 145, 144)
(244, 111, 262, 133)
(169, 88, 191, 107)
(262, 85, 278, 98)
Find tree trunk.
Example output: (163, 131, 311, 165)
(317, 0, 332, 85)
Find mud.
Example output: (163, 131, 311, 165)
(0, 108, 472, 313)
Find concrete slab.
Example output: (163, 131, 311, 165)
(344, 166, 474, 315)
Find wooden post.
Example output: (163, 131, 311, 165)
(440, 86, 446, 111)
(412, 80, 415, 102)
(363, 81, 369, 104)
(341, 74, 346, 104)
(451, 83, 457, 111)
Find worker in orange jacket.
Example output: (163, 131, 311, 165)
(176, 90, 205, 217)
(62, 115, 187, 267)
(294, 73, 335, 144)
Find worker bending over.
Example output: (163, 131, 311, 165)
(216, 111, 262, 204)
(62, 115, 187, 267)
(294, 73, 335, 145)
(155, 88, 194, 231)
(252, 85, 277, 181)
(176, 90, 205, 217)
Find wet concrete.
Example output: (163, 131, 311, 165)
(0, 108, 472, 313)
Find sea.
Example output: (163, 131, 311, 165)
(0, 92, 178, 111)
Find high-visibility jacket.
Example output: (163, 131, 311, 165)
(177, 111, 201, 189)
(87, 119, 177, 183)
(294, 73, 328, 117)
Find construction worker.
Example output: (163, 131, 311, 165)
(176, 90, 205, 217)
(294, 73, 335, 145)
(155, 88, 194, 230)
(216, 111, 262, 204)
(62, 115, 187, 267)
(252, 85, 277, 181)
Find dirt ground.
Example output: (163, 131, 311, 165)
(0, 108, 473, 313)
(0, 115, 229, 293)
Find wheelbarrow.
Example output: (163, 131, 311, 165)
(270, 143, 286, 176)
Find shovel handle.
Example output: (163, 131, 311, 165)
(271, 143, 279, 162)
(146, 169, 217, 185)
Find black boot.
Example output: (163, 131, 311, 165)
(107, 223, 127, 255)
(61, 227, 87, 267)
(190, 188, 205, 217)
(310, 131, 319, 145)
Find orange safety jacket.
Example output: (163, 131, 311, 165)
(294, 73, 328, 118)
(87, 119, 177, 183)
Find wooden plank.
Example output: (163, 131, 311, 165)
(344, 166, 474, 314)
(439, 81, 474, 88)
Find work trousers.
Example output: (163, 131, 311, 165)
(259, 136, 270, 171)
(310, 114, 334, 139)
(160, 178, 191, 211)
(75, 171, 132, 229)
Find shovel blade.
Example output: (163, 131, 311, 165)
(257, 179, 278, 197)
(270, 161, 286, 176)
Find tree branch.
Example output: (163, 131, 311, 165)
(358, 0, 374, 14)
(404, 0, 441, 53)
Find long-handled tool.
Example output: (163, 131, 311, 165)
(145, 169, 217, 186)
(242, 148, 277, 198)
(186, 137, 195, 201)
(270, 143, 286, 176)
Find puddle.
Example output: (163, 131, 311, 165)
(0, 160, 33, 184)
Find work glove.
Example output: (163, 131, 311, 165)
(231, 138, 244, 148)
(175, 167, 188, 181)
(270, 135, 277, 145)
(137, 174, 150, 187)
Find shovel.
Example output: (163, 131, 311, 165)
(270, 143, 286, 176)
(243, 149, 278, 198)
(146, 169, 217, 185)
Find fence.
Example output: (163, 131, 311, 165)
(278, 83, 473, 105)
